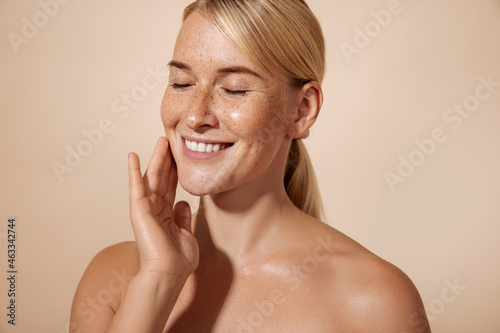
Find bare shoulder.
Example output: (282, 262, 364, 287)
(334, 252, 430, 332)
(299, 219, 430, 332)
(70, 242, 140, 331)
(87, 240, 139, 275)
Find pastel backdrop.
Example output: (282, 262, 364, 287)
(1, 0, 499, 332)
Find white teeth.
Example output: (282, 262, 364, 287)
(197, 142, 206, 153)
(185, 139, 229, 153)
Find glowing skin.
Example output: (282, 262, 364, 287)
(70, 9, 430, 333)
(161, 12, 298, 197)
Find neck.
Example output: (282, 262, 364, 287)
(192, 167, 299, 268)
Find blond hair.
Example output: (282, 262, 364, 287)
(183, 0, 325, 220)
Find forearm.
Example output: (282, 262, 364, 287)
(106, 271, 187, 333)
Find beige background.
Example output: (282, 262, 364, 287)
(1, 0, 499, 332)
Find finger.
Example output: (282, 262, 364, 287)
(173, 201, 192, 233)
(143, 137, 172, 195)
(128, 152, 146, 200)
(164, 162, 178, 206)
(158, 143, 174, 198)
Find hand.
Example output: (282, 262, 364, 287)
(128, 137, 199, 279)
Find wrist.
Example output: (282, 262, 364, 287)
(133, 269, 189, 287)
(108, 269, 189, 332)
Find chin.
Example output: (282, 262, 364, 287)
(179, 181, 210, 197)
(177, 172, 227, 197)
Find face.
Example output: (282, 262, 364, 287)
(161, 11, 299, 196)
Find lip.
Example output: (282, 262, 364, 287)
(181, 135, 234, 160)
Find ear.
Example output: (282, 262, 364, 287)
(287, 81, 323, 139)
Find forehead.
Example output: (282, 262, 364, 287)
(172, 12, 259, 73)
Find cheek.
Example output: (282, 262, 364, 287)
(161, 89, 292, 145)
(223, 97, 291, 144)
(161, 92, 183, 130)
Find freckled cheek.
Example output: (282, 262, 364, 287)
(161, 95, 186, 131)
(222, 101, 279, 141)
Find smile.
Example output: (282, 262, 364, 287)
(184, 139, 233, 153)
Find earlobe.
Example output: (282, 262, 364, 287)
(289, 81, 323, 138)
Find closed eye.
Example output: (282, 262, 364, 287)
(224, 89, 247, 96)
(171, 83, 192, 89)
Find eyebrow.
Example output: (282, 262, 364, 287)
(167, 60, 264, 80)
(218, 66, 264, 80)
(167, 60, 191, 71)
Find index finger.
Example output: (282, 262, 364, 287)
(144, 136, 172, 196)
(128, 152, 146, 200)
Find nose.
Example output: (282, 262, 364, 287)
(184, 85, 219, 131)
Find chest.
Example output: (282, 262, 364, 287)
(163, 271, 335, 332)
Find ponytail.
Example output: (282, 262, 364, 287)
(284, 138, 324, 220)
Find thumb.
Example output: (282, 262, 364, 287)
(173, 201, 192, 233)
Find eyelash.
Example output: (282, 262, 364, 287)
(171, 84, 247, 96)
(171, 83, 192, 89)
(224, 89, 247, 96)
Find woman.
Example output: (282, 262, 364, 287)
(71, 0, 430, 332)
